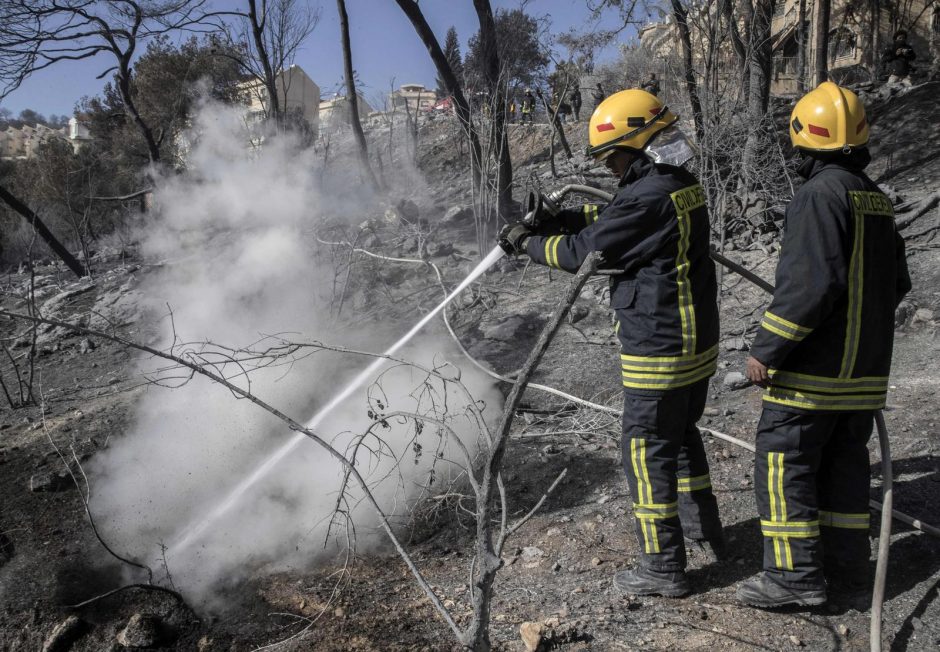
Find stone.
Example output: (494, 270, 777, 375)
(789, 635, 803, 646)
(722, 337, 747, 351)
(568, 304, 590, 324)
(78, 338, 95, 354)
(42, 615, 85, 652)
(703, 407, 720, 417)
(591, 557, 602, 566)
(722, 372, 751, 390)
(912, 308, 934, 324)
(520, 621, 544, 652)
(895, 301, 915, 327)
(837, 624, 849, 636)
(480, 315, 529, 341)
(116, 613, 160, 648)
(442, 205, 472, 224)
(29, 472, 72, 493)
(396, 199, 420, 222)
(877, 183, 900, 203)
(521, 546, 545, 563)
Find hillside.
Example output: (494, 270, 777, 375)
(1, 84, 939, 651)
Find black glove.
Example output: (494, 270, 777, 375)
(497, 222, 532, 255)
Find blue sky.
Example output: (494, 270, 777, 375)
(1, 0, 646, 118)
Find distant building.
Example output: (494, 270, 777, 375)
(390, 84, 437, 114)
(0, 123, 67, 160)
(237, 64, 320, 139)
(638, 0, 938, 97)
(67, 116, 92, 153)
(318, 93, 375, 129)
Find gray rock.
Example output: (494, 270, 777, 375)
(480, 315, 530, 341)
(722, 337, 747, 351)
(895, 301, 915, 327)
(912, 308, 935, 324)
(42, 615, 86, 652)
(29, 471, 72, 493)
(568, 304, 590, 324)
(442, 205, 472, 224)
(395, 199, 420, 222)
(116, 613, 160, 648)
(521, 546, 545, 563)
(877, 183, 900, 204)
(703, 407, 720, 417)
(78, 338, 95, 354)
(722, 372, 751, 391)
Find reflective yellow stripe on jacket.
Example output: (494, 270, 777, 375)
(620, 344, 718, 391)
(765, 370, 888, 411)
(669, 184, 706, 357)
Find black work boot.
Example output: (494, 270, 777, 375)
(736, 572, 827, 608)
(613, 566, 691, 598)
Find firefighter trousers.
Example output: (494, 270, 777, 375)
(755, 408, 874, 589)
(621, 380, 723, 572)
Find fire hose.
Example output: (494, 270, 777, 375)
(514, 183, 917, 652)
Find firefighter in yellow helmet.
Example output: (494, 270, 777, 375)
(737, 82, 911, 608)
(498, 89, 725, 597)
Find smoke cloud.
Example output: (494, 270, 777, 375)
(87, 102, 502, 604)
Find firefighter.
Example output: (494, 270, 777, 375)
(737, 82, 911, 608)
(882, 30, 916, 86)
(641, 72, 661, 97)
(592, 82, 607, 110)
(520, 89, 535, 125)
(569, 86, 583, 121)
(498, 90, 725, 597)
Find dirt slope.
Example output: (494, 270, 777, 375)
(1, 88, 939, 651)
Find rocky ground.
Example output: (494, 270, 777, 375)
(1, 83, 939, 651)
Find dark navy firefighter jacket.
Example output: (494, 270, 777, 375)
(525, 157, 719, 395)
(749, 154, 911, 413)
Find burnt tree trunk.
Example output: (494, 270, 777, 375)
(814, 0, 831, 84)
(393, 0, 483, 187)
(797, 0, 808, 91)
(336, 0, 379, 191)
(248, 0, 282, 125)
(0, 183, 88, 278)
(471, 0, 513, 222)
(670, 0, 704, 141)
(742, 0, 775, 193)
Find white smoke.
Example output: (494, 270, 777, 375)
(88, 102, 502, 603)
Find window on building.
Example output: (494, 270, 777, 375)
(829, 27, 856, 61)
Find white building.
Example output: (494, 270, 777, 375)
(390, 83, 437, 114)
(238, 64, 320, 138)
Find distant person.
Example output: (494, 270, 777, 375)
(509, 100, 517, 123)
(554, 90, 571, 124)
(569, 87, 583, 121)
(592, 83, 606, 110)
(520, 89, 535, 125)
(641, 72, 661, 97)
(882, 30, 916, 86)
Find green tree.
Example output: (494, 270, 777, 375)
(463, 8, 549, 90)
(79, 35, 244, 175)
(437, 26, 464, 94)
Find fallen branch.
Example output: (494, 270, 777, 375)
(896, 191, 940, 231)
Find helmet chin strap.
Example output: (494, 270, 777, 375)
(587, 105, 673, 159)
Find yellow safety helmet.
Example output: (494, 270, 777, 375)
(789, 81, 869, 152)
(587, 89, 678, 161)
